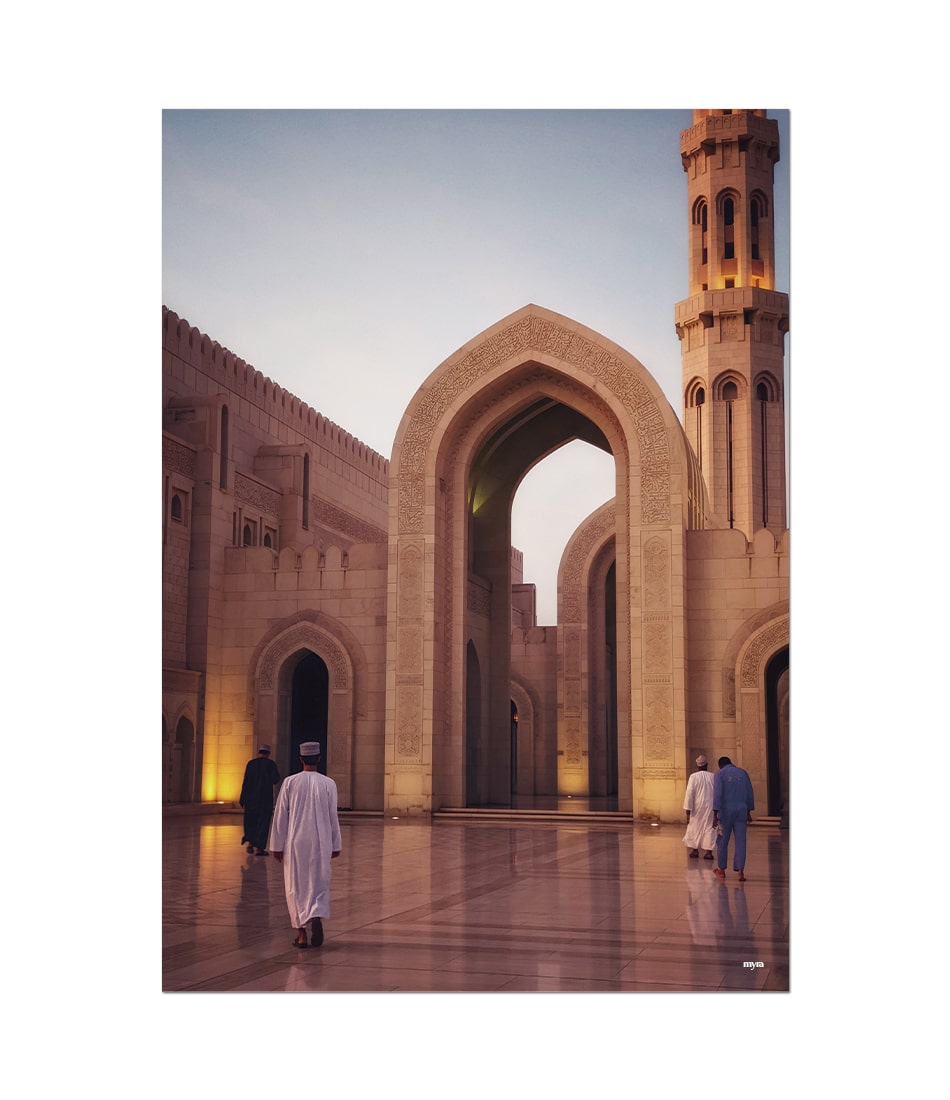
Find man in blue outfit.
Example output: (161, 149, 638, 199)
(712, 756, 754, 882)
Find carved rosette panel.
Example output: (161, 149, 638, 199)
(235, 472, 280, 516)
(396, 543, 424, 620)
(257, 623, 349, 692)
(645, 685, 673, 761)
(565, 721, 582, 766)
(163, 437, 197, 479)
(397, 313, 671, 535)
(396, 626, 423, 675)
(740, 616, 789, 688)
(643, 621, 671, 675)
(395, 684, 423, 761)
(643, 536, 669, 612)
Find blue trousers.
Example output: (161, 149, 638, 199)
(716, 809, 748, 871)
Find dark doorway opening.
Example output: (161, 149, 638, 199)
(290, 652, 329, 775)
(765, 647, 789, 819)
(510, 699, 519, 797)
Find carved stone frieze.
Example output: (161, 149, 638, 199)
(257, 622, 349, 691)
(395, 684, 423, 760)
(398, 314, 671, 534)
(645, 684, 673, 762)
(163, 437, 197, 479)
(397, 543, 424, 619)
(312, 496, 387, 544)
(643, 536, 669, 612)
(739, 616, 789, 688)
(236, 472, 280, 516)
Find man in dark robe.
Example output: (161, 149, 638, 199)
(240, 745, 281, 855)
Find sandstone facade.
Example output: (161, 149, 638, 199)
(162, 109, 789, 822)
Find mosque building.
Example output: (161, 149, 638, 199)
(162, 109, 789, 823)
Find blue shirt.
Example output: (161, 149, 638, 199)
(713, 764, 755, 814)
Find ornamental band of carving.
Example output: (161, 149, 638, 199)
(235, 472, 280, 516)
(258, 624, 349, 691)
(312, 496, 387, 545)
(163, 437, 197, 479)
(740, 617, 789, 688)
(561, 506, 615, 623)
(398, 315, 670, 534)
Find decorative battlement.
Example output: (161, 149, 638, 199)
(680, 111, 779, 159)
(163, 307, 390, 478)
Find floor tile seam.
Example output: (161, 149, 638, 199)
(324, 931, 660, 955)
(363, 875, 546, 921)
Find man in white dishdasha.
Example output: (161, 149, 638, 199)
(682, 755, 717, 860)
(268, 741, 342, 949)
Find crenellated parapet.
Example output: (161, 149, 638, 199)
(163, 307, 390, 478)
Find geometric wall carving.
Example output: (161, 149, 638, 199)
(397, 312, 671, 535)
(740, 615, 789, 688)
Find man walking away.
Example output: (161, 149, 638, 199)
(712, 756, 754, 882)
(240, 745, 281, 855)
(683, 755, 717, 859)
(268, 741, 342, 949)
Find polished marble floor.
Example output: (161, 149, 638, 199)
(163, 812, 789, 993)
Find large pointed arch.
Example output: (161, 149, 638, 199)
(385, 304, 699, 819)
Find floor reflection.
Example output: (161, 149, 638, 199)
(163, 813, 788, 992)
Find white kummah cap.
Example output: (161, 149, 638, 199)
(696, 755, 707, 766)
(259, 745, 271, 753)
(299, 741, 321, 756)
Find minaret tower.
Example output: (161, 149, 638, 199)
(675, 110, 789, 536)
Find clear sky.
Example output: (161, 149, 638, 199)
(163, 109, 789, 622)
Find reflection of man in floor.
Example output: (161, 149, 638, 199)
(685, 867, 719, 946)
(682, 755, 717, 859)
(240, 745, 281, 855)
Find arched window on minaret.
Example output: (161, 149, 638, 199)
(686, 380, 706, 469)
(723, 196, 735, 261)
(721, 379, 739, 528)
(755, 373, 779, 529)
(751, 197, 762, 261)
(692, 197, 709, 267)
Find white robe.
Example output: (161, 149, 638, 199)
(268, 771, 342, 927)
(682, 770, 717, 852)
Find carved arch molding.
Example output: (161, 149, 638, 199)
(252, 618, 355, 808)
(396, 311, 672, 534)
(734, 612, 789, 804)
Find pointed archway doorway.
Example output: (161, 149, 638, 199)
(765, 647, 789, 820)
(287, 652, 329, 776)
(385, 305, 696, 819)
(250, 612, 360, 810)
